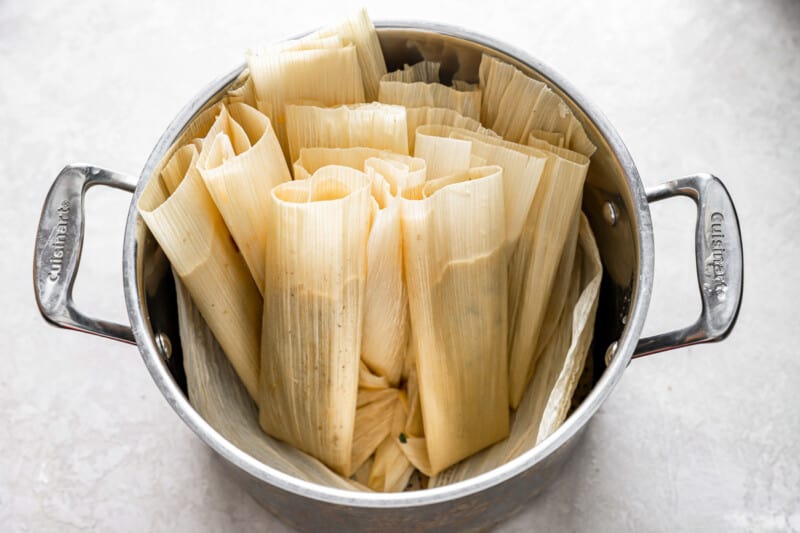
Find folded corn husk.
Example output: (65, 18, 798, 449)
(175, 274, 363, 491)
(413, 124, 474, 179)
(383, 61, 442, 83)
(293, 146, 426, 185)
(379, 80, 481, 120)
(259, 166, 372, 476)
(415, 125, 548, 246)
(247, 31, 365, 158)
(285, 103, 409, 165)
(479, 54, 596, 157)
(369, 393, 415, 492)
(401, 166, 509, 475)
(430, 213, 602, 486)
(361, 169, 409, 385)
(506, 141, 590, 408)
(404, 106, 495, 153)
(138, 144, 261, 399)
(197, 103, 291, 294)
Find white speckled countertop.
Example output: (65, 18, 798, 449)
(2, 0, 798, 531)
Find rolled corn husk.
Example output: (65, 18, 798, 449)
(379, 80, 481, 120)
(175, 274, 365, 491)
(506, 141, 590, 408)
(197, 103, 291, 294)
(285, 103, 409, 165)
(351, 387, 399, 475)
(430, 213, 602, 486)
(138, 144, 261, 399)
(247, 33, 365, 158)
(404, 106, 496, 153)
(479, 54, 596, 157)
(401, 166, 509, 475)
(259, 166, 372, 476)
(360, 168, 409, 385)
(413, 124, 474, 179)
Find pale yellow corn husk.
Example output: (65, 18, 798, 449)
(424, 125, 548, 246)
(138, 144, 261, 399)
(398, 436, 433, 477)
(451, 79, 478, 91)
(404, 106, 496, 153)
(401, 166, 509, 475)
(507, 142, 590, 408)
(364, 156, 426, 190)
(294, 147, 425, 185)
(379, 80, 481, 120)
(227, 75, 257, 108)
(247, 41, 365, 159)
(285, 103, 409, 165)
(359, 361, 392, 390)
(351, 388, 398, 475)
(413, 124, 473, 179)
(317, 8, 386, 101)
(357, 387, 399, 408)
(353, 457, 374, 487)
(430, 214, 601, 487)
(259, 166, 372, 476)
(360, 169, 409, 385)
(369, 393, 414, 492)
(479, 54, 596, 157)
(197, 103, 291, 294)
(382, 61, 441, 83)
(530, 129, 565, 148)
(403, 361, 424, 437)
(175, 275, 364, 491)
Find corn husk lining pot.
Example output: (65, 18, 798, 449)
(33, 22, 743, 532)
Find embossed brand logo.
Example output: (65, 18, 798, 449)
(707, 212, 727, 300)
(48, 200, 70, 281)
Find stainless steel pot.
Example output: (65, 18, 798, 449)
(33, 22, 743, 532)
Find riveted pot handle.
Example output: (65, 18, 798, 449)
(634, 174, 743, 358)
(34, 165, 137, 344)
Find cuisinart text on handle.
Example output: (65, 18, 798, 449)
(48, 200, 70, 281)
(708, 211, 727, 299)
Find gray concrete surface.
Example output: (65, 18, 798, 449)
(2, 0, 798, 531)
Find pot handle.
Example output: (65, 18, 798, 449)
(34, 164, 137, 344)
(633, 173, 743, 358)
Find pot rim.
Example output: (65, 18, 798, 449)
(122, 20, 654, 508)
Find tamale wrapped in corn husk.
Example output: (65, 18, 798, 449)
(247, 34, 365, 158)
(175, 275, 365, 491)
(138, 144, 261, 399)
(285, 103, 409, 165)
(197, 103, 291, 294)
(259, 166, 372, 476)
(479, 54, 596, 157)
(430, 214, 601, 486)
(401, 166, 509, 475)
(506, 141, 590, 408)
(360, 168, 409, 385)
(379, 80, 481, 120)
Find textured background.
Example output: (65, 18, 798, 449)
(2, 0, 799, 531)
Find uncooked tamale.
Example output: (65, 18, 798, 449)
(197, 103, 291, 294)
(285, 103, 409, 164)
(479, 54, 596, 157)
(506, 142, 590, 408)
(401, 166, 509, 475)
(259, 166, 371, 475)
(138, 144, 261, 399)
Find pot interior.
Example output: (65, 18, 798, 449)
(132, 24, 641, 484)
